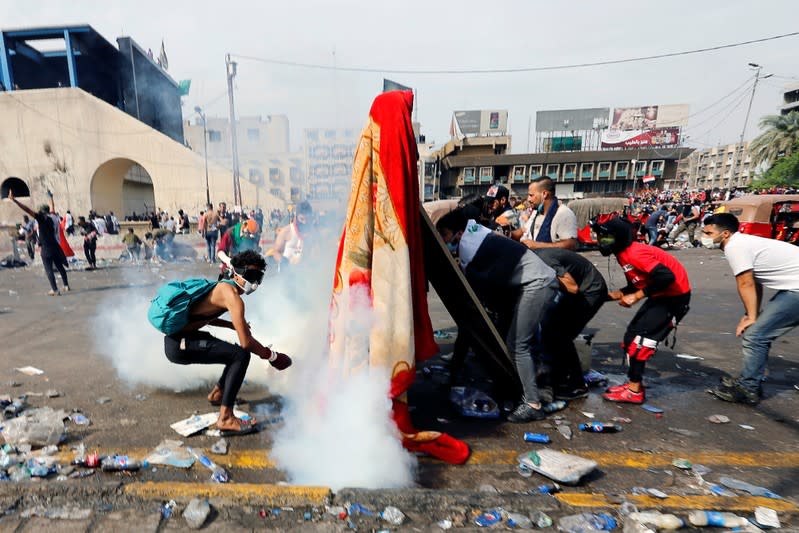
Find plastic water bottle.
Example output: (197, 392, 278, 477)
(628, 511, 684, 530)
(188, 447, 229, 483)
(578, 422, 622, 433)
(559, 513, 617, 533)
(687, 511, 749, 528)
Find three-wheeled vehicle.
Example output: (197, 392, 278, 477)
(719, 194, 799, 245)
(568, 197, 634, 248)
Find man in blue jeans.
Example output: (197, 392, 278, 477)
(702, 213, 799, 405)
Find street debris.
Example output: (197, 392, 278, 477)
(584, 369, 608, 387)
(183, 498, 211, 529)
(436, 518, 453, 529)
(671, 458, 692, 469)
(170, 409, 248, 437)
(675, 353, 704, 360)
(100, 455, 142, 472)
(161, 500, 177, 519)
(646, 488, 668, 499)
(641, 404, 664, 414)
(543, 400, 568, 414)
(516, 449, 597, 484)
(559, 512, 617, 532)
(754, 506, 780, 529)
(739, 424, 755, 430)
(707, 414, 730, 424)
(523, 432, 550, 443)
(688, 510, 749, 528)
(627, 511, 683, 530)
(380, 506, 405, 525)
(719, 476, 782, 499)
(433, 329, 453, 339)
(145, 440, 195, 468)
(96, 396, 111, 405)
(612, 417, 632, 423)
(1, 406, 66, 447)
(449, 386, 499, 419)
(474, 508, 503, 527)
(558, 424, 573, 440)
(210, 438, 229, 455)
(188, 447, 229, 483)
(691, 463, 711, 475)
(581, 411, 595, 418)
(14, 366, 44, 376)
(668, 427, 700, 437)
(579, 422, 622, 433)
(69, 413, 90, 425)
(45, 389, 61, 398)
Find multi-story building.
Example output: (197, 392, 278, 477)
(304, 127, 359, 207)
(184, 114, 305, 205)
(678, 142, 753, 190)
(780, 82, 799, 116)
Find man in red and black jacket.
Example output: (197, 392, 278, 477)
(594, 216, 691, 404)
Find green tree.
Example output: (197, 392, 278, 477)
(748, 111, 799, 169)
(751, 149, 799, 190)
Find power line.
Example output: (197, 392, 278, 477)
(686, 89, 753, 144)
(686, 85, 753, 134)
(684, 76, 755, 120)
(231, 31, 799, 75)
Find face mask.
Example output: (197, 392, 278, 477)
(536, 202, 544, 215)
(701, 236, 720, 249)
(227, 266, 264, 295)
(598, 235, 615, 257)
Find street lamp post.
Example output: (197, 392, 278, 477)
(194, 106, 210, 205)
(726, 63, 771, 190)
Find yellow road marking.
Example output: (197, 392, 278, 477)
(56, 448, 277, 469)
(557, 493, 799, 512)
(124, 482, 330, 506)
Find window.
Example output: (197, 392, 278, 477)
(634, 160, 647, 176)
(424, 162, 436, 178)
(650, 160, 664, 176)
(563, 163, 577, 180)
(545, 164, 559, 179)
(0, 177, 30, 198)
(290, 167, 301, 182)
(615, 161, 629, 178)
(530, 165, 542, 179)
(463, 167, 476, 183)
(325, 129, 337, 139)
(306, 129, 319, 141)
(247, 128, 260, 141)
(208, 130, 222, 142)
(269, 167, 280, 182)
(479, 167, 494, 183)
(580, 163, 594, 180)
(248, 168, 263, 182)
(512, 165, 527, 182)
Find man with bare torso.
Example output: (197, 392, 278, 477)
(161, 250, 292, 433)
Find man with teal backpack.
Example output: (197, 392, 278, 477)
(148, 249, 292, 435)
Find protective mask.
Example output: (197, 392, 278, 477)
(229, 266, 264, 295)
(236, 278, 259, 295)
(598, 236, 615, 257)
(701, 236, 720, 250)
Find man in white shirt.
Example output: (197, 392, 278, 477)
(511, 178, 577, 250)
(702, 213, 799, 405)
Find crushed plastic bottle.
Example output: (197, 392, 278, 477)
(558, 512, 617, 533)
(475, 509, 504, 527)
(719, 476, 782, 499)
(627, 511, 684, 530)
(530, 511, 553, 528)
(183, 498, 210, 529)
(687, 511, 749, 528)
(188, 448, 229, 483)
(381, 506, 405, 525)
(507, 512, 533, 528)
(161, 500, 176, 519)
(100, 455, 144, 472)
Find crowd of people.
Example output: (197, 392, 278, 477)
(431, 177, 799, 422)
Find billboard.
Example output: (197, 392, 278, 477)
(450, 110, 508, 138)
(610, 104, 689, 130)
(535, 108, 610, 132)
(601, 127, 681, 148)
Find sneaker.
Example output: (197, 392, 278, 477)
(63, 286, 71, 292)
(606, 383, 646, 395)
(47, 290, 60, 296)
(507, 402, 546, 423)
(710, 380, 759, 405)
(555, 386, 589, 401)
(602, 386, 645, 404)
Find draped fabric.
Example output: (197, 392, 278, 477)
(329, 90, 470, 465)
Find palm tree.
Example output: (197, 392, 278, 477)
(749, 111, 799, 169)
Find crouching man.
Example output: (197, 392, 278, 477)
(148, 250, 292, 434)
(436, 208, 559, 422)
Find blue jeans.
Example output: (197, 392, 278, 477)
(646, 226, 659, 245)
(739, 290, 799, 392)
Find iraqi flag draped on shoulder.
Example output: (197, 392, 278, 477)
(329, 90, 470, 465)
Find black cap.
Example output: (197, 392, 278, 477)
(486, 185, 509, 201)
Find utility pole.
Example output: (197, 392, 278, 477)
(226, 53, 242, 206)
(726, 63, 764, 190)
(194, 106, 210, 205)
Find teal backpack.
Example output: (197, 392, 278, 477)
(147, 278, 221, 335)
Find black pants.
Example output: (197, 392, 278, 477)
(41, 249, 68, 292)
(164, 330, 251, 408)
(625, 292, 691, 382)
(84, 240, 97, 266)
(541, 291, 606, 390)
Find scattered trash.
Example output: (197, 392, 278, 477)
(211, 438, 229, 455)
(433, 329, 453, 339)
(134, 394, 147, 401)
(145, 440, 195, 468)
(739, 424, 755, 430)
(437, 518, 453, 529)
(507, 512, 533, 528)
(348, 503, 375, 516)
(474, 509, 503, 527)
(719, 476, 782, 499)
(691, 464, 711, 475)
(530, 510, 553, 528)
(479, 484, 499, 493)
(668, 427, 699, 438)
(708, 484, 737, 497)
(581, 411, 595, 418)
(675, 353, 704, 360)
(646, 488, 668, 499)
(543, 400, 567, 414)
(754, 506, 780, 529)
(517, 449, 598, 484)
(171, 409, 248, 437)
(449, 387, 499, 419)
(15, 366, 44, 376)
(188, 447, 229, 483)
(381, 506, 405, 525)
(45, 390, 61, 398)
(1, 407, 66, 447)
(524, 432, 551, 444)
(628, 511, 683, 530)
(161, 500, 176, 519)
(688, 510, 749, 528)
(707, 414, 730, 424)
(96, 397, 111, 405)
(671, 458, 692, 469)
(611, 417, 632, 424)
(101, 455, 143, 472)
(584, 369, 608, 387)
(183, 498, 211, 529)
(558, 425, 573, 440)
(537, 483, 561, 495)
(579, 422, 622, 433)
(641, 404, 664, 414)
(558, 512, 617, 533)
(326, 505, 347, 518)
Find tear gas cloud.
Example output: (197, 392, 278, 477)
(94, 215, 418, 489)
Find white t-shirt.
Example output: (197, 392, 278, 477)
(724, 232, 799, 291)
(521, 203, 578, 243)
(458, 219, 491, 269)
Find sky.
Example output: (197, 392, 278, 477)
(2, 0, 797, 152)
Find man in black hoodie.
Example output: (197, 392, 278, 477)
(436, 208, 559, 422)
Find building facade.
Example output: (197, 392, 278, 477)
(304, 127, 359, 207)
(780, 82, 799, 116)
(677, 142, 753, 190)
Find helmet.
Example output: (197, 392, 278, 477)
(592, 216, 634, 256)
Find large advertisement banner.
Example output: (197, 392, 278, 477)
(610, 104, 688, 130)
(601, 127, 680, 148)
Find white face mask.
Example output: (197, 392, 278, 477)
(701, 236, 720, 249)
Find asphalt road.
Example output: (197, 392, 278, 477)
(0, 246, 797, 531)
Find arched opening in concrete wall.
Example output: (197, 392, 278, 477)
(1, 177, 31, 198)
(91, 159, 155, 218)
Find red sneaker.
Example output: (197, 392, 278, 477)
(606, 383, 645, 394)
(602, 386, 645, 404)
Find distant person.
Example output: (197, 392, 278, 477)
(122, 228, 142, 261)
(149, 250, 291, 434)
(7, 190, 70, 295)
(21, 214, 36, 260)
(703, 214, 799, 405)
(77, 216, 98, 270)
(202, 203, 220, 263)
(271, 200, 314, 267)
(64, 209, 75, 236)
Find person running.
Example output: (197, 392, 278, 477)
(77, 216, 98, 270)
(593, 216, 691, 404)
(7, 190, 70, 295)
(202, 203, 220, 263)
(703, 213, 799, 405)
(152, 250, 292, 433)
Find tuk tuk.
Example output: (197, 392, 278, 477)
(568, 197, 632, 247)
(719, 194, 799, 244)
